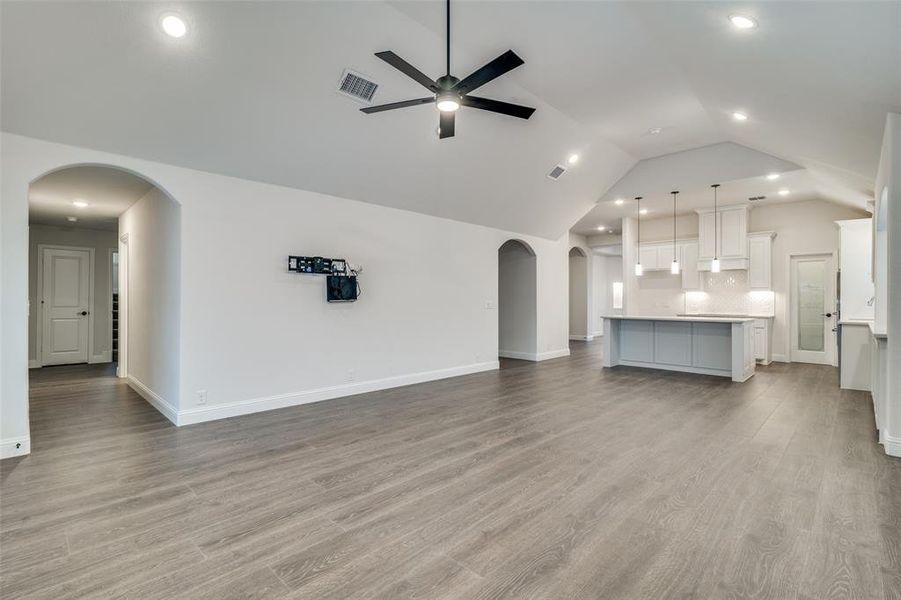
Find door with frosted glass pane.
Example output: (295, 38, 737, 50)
(790, 254, 835, 365)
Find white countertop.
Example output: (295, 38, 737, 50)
(603, 315, 754, 323)
(678, 313, 774, 319)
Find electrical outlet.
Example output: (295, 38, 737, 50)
(347, 369, 355, 382)
(196, 390, 207, 405)
(485, 300, 496, 309)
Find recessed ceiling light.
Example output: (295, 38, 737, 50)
(766, 173, 780, 180)
(778, 189, 790, 196)
(729, 15, 758, 30)
(597, 225, 606, 231)
(732, 112, 748, 122)
(648, 127, 662, 135)
(67, 216, 78, 222)
(614, 198, 625, 206)
(567, 154, 580, 165)
(639, 209, 648, 215)
(72, 200, 89, 208)
(160, 13, 188, 38)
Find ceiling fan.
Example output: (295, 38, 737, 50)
(360, 0, 535, 138)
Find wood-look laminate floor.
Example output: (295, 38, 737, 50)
(2, 343, 899, 599)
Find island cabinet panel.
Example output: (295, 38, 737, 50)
(620, 320, 654, 362)
(691, 322, 732, 371)
(654, 321, 693, 366)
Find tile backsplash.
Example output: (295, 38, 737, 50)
(684, 271, 775, 316)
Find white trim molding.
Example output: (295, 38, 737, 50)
(499, 349, 571, 362)
(771, 353, 789, 363)
(569, 335, 596, 341)
(177, 360, 499, 426)
(882, 433, 901, 458)
(128, 376, 178, 425)
(1, 436, 31, 459)
(536, 348, 571, 361)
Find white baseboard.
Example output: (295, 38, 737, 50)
(176, 360, 500, 426)
(499, 349, 571, 362)
(1, 436, 31, 459)
(569, 335, 596, 341)
(128, 376, 178, 425)
(28, 360, 41, 369)
(882, 433, 901, 458)
(590, 330, 604, 338)
(771, 353, 789, 363)
(536, 348, 571, 361)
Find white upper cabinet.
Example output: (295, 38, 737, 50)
(748, 232, 776, 289)
(696, 205, 749, 270)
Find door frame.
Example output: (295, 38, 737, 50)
(785, 250, 837, 366)
(117, 233, 128, 378)
(35, 243, 96, 367)
(108, 247, 118, 367)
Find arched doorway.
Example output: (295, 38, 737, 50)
(568, 247, 589, 341)
(498, 239, 537, 360)
(26, 164, 181, 432)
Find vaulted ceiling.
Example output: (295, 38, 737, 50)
(3, 1, 899, 239)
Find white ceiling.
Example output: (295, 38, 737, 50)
(3, 1, 899, 239)
(29, 166, 153, 230)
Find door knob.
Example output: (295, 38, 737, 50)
(821, 312, 832, 318)
(79, 310, 89, 316)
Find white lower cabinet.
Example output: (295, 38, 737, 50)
(753, 318, 773, 364)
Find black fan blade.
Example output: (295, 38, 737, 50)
(375, 51, 439, 92)
(439, 111, 455, 138)
(461, 95, 535, 119)
(360, 97, 434, 114)
(454, 50, 524, 95)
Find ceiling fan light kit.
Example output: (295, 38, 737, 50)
(360, 0, 535, 138)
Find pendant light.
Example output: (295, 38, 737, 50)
(710, 184, 721, 273)
(634, 196, 643, 277)
(670, 191, 680, 275)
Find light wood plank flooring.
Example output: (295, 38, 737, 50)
(2, 343, 899, 599)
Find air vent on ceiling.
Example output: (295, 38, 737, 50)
(748, 195, 766, 202)
(337, 69, 378, 104)
(547, 165, 567, 180)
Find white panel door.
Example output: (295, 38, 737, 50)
(790, 254, 835, 365)
(719, 209, 747, 258)
(698, 213, 717, 259)
(639, 246, 659, 270)
(42, 248, 91, 366)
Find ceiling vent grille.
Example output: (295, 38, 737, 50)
(337, 69, 378, 104)
(547, 165, 567, 180)
(748, 195, 766, 202)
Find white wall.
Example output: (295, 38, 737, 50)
(591, 253, 623, 333)
(27, 225, 118, 366)
(119, 187, 181, 412)
(873, 112, 900, 456)
(499, 240, 538, 357)
(1, 133, 573, 453)
(568, 249, 588, 338)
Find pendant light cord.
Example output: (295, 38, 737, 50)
(446, 0, 451, 76)
(672, 191, 678, 257)
(636, 196, 642, 261)
(712, 184, 720, 260)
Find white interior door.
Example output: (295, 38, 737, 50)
(790, 254, 835, 365)
(41, 247, 92, 366)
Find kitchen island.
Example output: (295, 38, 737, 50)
(602, 316, 756, 382)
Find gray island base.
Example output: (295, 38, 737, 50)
(602, 316, 756, 382)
